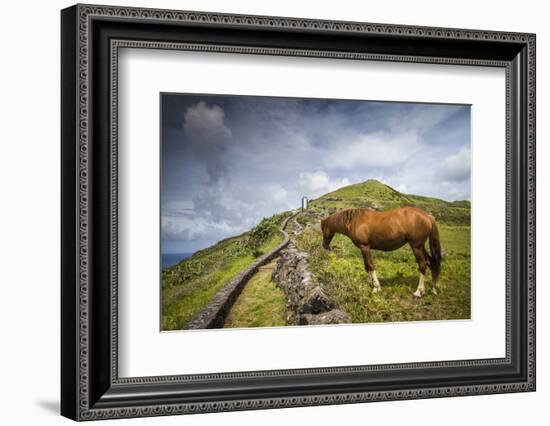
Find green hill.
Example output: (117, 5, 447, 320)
(309, 179, 470, 225)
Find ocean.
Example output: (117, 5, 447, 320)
(162, 252, 192, 269)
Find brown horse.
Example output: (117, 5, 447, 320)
(320, 206, 441, 297)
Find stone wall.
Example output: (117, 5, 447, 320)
(272, 217, 351, 325)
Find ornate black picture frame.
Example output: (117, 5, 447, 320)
(61, 4, 536, 421)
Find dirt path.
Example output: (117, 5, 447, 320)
(186, 212, 298, 329)
(223, 259, 288, 328)
(223, 214, 305, 328)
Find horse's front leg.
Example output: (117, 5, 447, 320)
(359, 244, 381, 293)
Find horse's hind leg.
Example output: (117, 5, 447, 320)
(359, 244, 381, 293)
(411, 245, 428, 298)
(424, 247, 439, 295)
(422, 247, 439, 295)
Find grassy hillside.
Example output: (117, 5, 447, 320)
(310, 179, 470, 225)
(162, 179, 471, 330)
(161, 211, 291, 330)
(301, 179, 471, 322)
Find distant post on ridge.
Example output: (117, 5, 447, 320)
(301, 196, 308, 211)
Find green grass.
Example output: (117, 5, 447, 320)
(161, 212, 289, 330)
(296, 221, 470, 323)
(224, 260, 288, 328)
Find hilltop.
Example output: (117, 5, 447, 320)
(309, 179, 470, 225)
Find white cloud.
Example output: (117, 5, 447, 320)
(395, 183, 408, 193)
(379, 145, 471, 202)
(438, 146, 471, 182)
(299, 171, 350, 198)
(162, 214, 241, 242)
(162, 181, 296, 244)
(322, 130, 421, 170)
(162, 200, 195, 216)
(267, 185, 289, 204)
(182, 101, 232, 182)
(183, 101, 231, 141)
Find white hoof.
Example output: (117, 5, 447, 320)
(373, 287, 381, 293)
(432, 288, 438, 295)
(413, 289, 424, 298)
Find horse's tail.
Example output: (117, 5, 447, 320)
(429, 218, 442, 281)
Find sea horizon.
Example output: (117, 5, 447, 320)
(162, 252, 193, 269)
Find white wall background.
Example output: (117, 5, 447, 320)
(0, 0, 546, 424)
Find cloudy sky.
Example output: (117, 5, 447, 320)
(161, 94, 470, 254)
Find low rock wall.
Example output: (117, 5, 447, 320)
(272, 218, 351, 325)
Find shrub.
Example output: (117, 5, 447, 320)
(224, 211, 292, 259)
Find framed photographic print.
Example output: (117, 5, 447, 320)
(61, 4, 536, 421)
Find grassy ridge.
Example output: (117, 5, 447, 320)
(310, 179, 470, 225)
(162, 212, 290, 330)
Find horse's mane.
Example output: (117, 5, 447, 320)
(328, 208, 368, 228)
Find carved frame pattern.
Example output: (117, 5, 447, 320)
(61, 3, 536, 421)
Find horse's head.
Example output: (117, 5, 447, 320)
(321, 217, 334, 250)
